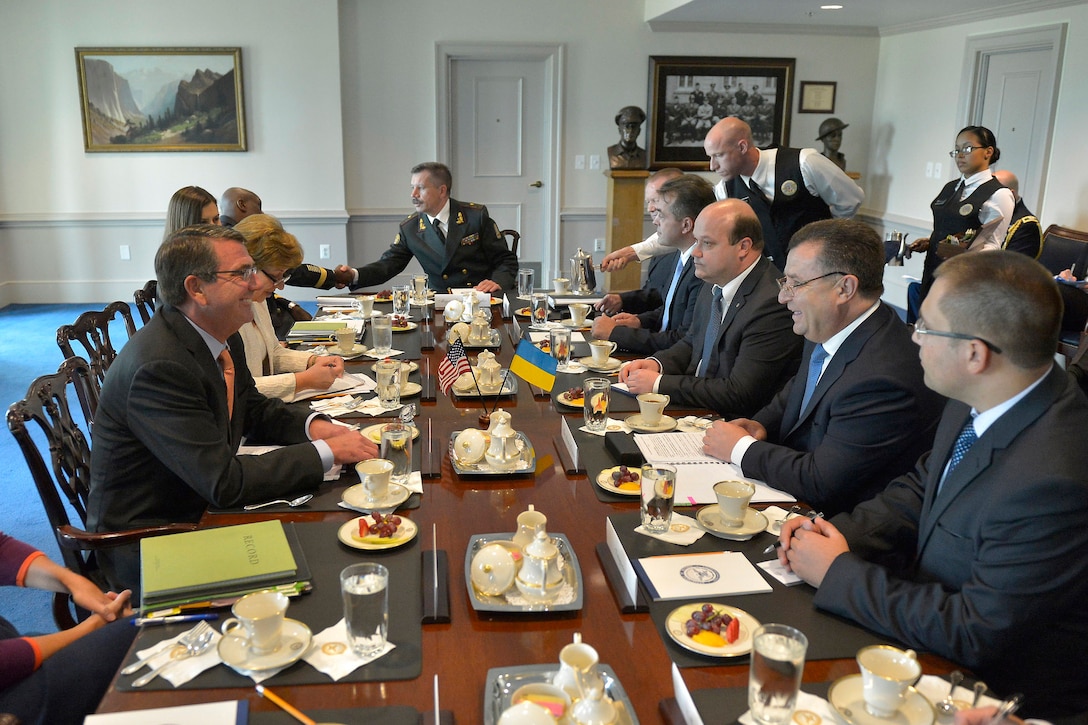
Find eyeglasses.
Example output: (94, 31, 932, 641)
(913, 318, 1003, 354)
(261, 269, 292, 286)
(776, 271, 847, 295)
(948, 145, 982, 158)
(215, 265, 258, 282)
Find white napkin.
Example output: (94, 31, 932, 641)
(557, 362, 587, 373)
(302, 619, 395, 681)
(740, 691, 838, 725)
(361, 348, 405, 359)
(915, 675, 1000, 714)
(635, 513, 706, 545)
(134, 626, 224, 687)
(579, 417, 630, 436)
(311, 395, 387, 417)
(757, 559, 804, 587)
(675, 416, 713, 432)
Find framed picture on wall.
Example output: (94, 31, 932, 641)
(75, 47, 247, 152)
(799, 81, 837, 113)
(647, 55, 795, 169)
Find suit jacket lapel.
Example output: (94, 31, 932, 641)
(719, 256, 766, 337)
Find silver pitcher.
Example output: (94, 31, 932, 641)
(570, 248, 596, 295)
(885, 230, 911, 266)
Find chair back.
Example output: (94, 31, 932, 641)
(133, 279, 158, 324)
(56, 301, 136, 417)
(501, 229, 521, 256)
(1037, 224, 1088, 275)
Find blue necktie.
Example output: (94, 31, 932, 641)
(659, 256, 685, 332)
(695, 287, 723, 377)
(799, 344, 828, 414)
(938, 419, 977, 494)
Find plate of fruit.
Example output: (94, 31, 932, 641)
(338, 513, 418, 550)
(596, 466, 640, 496)
(374, 289, 394, 302)
(665, 603, 760, 658)
(555, 386, 584, 408)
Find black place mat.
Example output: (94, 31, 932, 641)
(689, 682, 832, 725)
(553, 371, 639, 413)
(607, 511, 904, 668)
(252, 706, 421, 725)
(360, 325, 423, 360)
(575, 428, 642, 504)
(119, 520, 423, 690)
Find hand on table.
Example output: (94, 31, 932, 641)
(776, 515, 848, 587)
(702, 419, 765, 462)
(594, 293, 623, 315)
(298, 355, 345, 391)
(474, 279, 502, 294)
(620, 361, 661, 394)
(591, 315, 617, 340)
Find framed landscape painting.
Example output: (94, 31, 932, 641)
(647, 55, 795, 169)
(75, 47, 246, 152)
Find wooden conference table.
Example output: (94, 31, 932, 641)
(97, 296, 957, 722)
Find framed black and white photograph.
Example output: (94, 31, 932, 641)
(799, 81, 837, 114)
(647, 55, 795, 169)
(75, 47, 246, 152)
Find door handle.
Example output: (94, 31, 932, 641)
(529, 180, 543, 188)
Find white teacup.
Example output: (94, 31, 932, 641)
(357, 295, 375, 316)
(554, 277, 571, 293)
(713, 479, 755, 528)
(569, 303, 591, 326)
(220, 590, 289, 655)
(588, 340, 617, 366)
(636, 392, 670, 425)
(356, 458, 394, 503)
(856, 645, 921, 718)
(333, 327, 355, 353)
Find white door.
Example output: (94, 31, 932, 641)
(450, 58, 550, 275)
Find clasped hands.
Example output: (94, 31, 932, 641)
(774, 513, 849, 587)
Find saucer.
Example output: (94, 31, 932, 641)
(218, 618, 312, 673)
(596, 466, 641, 496)
(361, 423, 421, 444)
(665, 603, 760, 658)
(828, 674, 935, 725)
(331, 343, 367, 357)
(392, 321, 418, 332)
(562, 319, 591, 330)
(578, 356, 623, 372)
(370, 361, 419, 374)
(338, 515, 419, 550)
(625, 414, 677, 433)
(399, 382, 423, 397)
(696, 506, 768, 541)
(342, 481, 412, 511)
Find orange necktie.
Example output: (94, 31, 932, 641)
(218, 348, 235, 419)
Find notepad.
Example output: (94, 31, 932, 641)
(633, 551, 772, 600)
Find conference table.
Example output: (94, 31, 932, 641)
(96, 294, 958, 723)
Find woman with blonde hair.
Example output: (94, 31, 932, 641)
(162, 186, 219, 241)
(233, 214, 344, 401)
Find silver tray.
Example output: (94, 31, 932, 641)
(465, 533, 583, 612)
(449, 431, 535, 476)
(483, 664, 639, 725)
(452, 372, 518, 397)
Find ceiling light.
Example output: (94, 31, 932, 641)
(821, 4, 844, 8)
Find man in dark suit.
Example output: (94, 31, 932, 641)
(87, 225, 377, 596)
(592, 175, 714, 355)
(620, 199, 802, 416)
(334, 162, 517, 294)
(704, 219, 944, 516)
(777, 251, 1088, 721)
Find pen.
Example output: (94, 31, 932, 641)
(761, 510, 824, 554)
(133, 613, 219, 626)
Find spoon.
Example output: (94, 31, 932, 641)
(243, 493, 314, 510)
(936, 670, 964, 716)
(972, 681, 988, 708)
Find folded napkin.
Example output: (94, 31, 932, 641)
(134, 625, 224, 687)
(557, 362, 587, 373)
(635, 512, 705, 545)
(311, 395, 387, 417)
(302, 619, 395, 681)
(740, 691, 838, 725)
(757, 559, 803, 587)
(675, 415, 713, 432)
(361, 349, 405, 360)
(580, 417, 630, 437)
(915, 674, 1000, 714)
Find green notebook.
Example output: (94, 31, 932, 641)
(140, 520, 298, 604)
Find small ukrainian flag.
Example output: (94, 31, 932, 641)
(509, 339, 558, 392)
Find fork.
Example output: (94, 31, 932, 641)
(123, 620, 212, 676)
(132, 622, 216, 686)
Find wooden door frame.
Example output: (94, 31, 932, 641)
(436, 43, 565, 279)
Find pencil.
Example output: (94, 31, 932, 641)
(256, 685, 316, 725)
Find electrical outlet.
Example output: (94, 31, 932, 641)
(574, 154, 585, 170)
(319, 244, 331, 260)
(925, 162, 934, 178)
(933, 162, 942, 178)
(589, 155, 601, 170)
(593, 238, 606, 252)
(119, 244, 131, 261)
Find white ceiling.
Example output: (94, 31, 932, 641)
(645, 0, 1081, 36)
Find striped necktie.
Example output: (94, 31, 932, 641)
(695, 287, 724, 377)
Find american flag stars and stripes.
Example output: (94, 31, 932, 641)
(438, 338, 472, 395)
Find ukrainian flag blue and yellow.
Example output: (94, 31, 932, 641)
(509, 339, 558, 392)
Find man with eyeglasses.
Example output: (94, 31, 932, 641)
(775, 251, 1088, 722)
(703, 219, 944, 515)
(87, 225, 379, 599)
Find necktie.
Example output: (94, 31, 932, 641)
(799, 344, 828, 414)
(431, 219, 446, 254)
(748, 178, 770, 206)
(658, 256, 686, 332)
(696, 287, 724, 377)
(939, 419, 977, 493)
(218, 348, 235, 419)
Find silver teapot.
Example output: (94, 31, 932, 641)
(570, 248, 596, 295)
(885, 230, 911, 266)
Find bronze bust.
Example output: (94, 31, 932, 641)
(816, 117, 849, 172)
(608, 105, 647, 169)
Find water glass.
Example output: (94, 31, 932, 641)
(374, 359, 401, 410)
(411, 274, 428, 303)
(380, 424, 413, 485)
(518, 268, 535, 299)
(341, 562, 389, 657)
(530, 292, 550, 329)
(583, 377, 610, 433)
(748, 624, 808, 725)
(371, 314, 393, 354)
(392, 284, 410, 317)
(639, 464, 676, 533)
(550, 328, 571, 369)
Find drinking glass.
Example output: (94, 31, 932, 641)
(748, 624, 808, 725)
(583, 377, 610, 433)
(371, 314, 393, 355)
(518, 268, 535, 299)
(392, 284, 410, 317)
(380, 424, 412, 486)
(531, 292, 550, 329)
(550, 328, 571, 369)
(639, 464, 676, 533)
(374, 359, 401, 410)
(341, 562, 389, 657)
(411, 275, 428, 304)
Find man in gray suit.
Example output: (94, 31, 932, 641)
(704, 219, 944, 515)
(776, 251, 1088, 722)
(620, 199, 801, 417)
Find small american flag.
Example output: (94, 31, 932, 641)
(438, 338, 471, 395)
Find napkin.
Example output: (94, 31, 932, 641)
(580, 417, 630, 436)
(739, 691, 838, 725)
(757, 559, 803, 586)
(557, 362, 587, 373)
(311, 395, 387, 417)
(133, 625, 224, 687)
(635, 512, 706, 545)
(361, 348, 405, 359)
(302, 619, 395, 681)
(675, 415, 714, 432)
(915, 675, 1000, 713)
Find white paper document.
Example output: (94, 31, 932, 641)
(634, 550, 772, 600)
(529, 330, 587, 343)
(84, 700, 247, 724)
(634, 432, 795, 505)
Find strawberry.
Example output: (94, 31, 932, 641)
(725, 615, 740, 644)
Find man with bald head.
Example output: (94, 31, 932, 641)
(218, 187, 263, 227)
(992, 169, 1042, 258)
(619, 199, 801, 416)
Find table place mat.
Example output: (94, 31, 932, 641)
(361, 325, 423, 360)
(553, 371, 639, 413)
(251, 706, 421, 725)
(606, 510, 906, 668)
(120, 520, 423, 690)
(687, 682, 832, 725)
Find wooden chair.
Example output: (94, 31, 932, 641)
(501, 228, 520, 256)
(1037, 224, 1088, 275)
(132, 279, 158, 324)
(56, 301, 137, 420)
(6, 357, 194, 628)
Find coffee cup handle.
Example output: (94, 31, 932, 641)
(607, 341, 617, 356)
(221, 618, 244, 638)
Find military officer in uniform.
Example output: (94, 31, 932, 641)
(335, 162, 517, 294)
